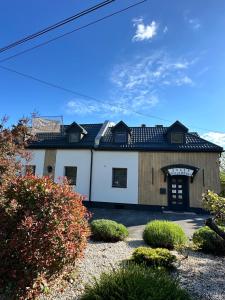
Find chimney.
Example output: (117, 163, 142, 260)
(141, 124, 146, 127)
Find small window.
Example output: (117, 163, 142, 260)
(112, 168, 127, 188)
(69, 132, 80, 143)
(115, 132, 127, 143)
(25, 165, 36, 175)
(171, 132, 184, 144)
(65, 166, 77, 185)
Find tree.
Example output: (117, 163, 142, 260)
(0, 117, 90, 298)
(0, 176, 90, 298)
(219, 153, 225, 196)
(220, 152, 225, 173)
(203, 190, 225, 241)
(0, 116, 32, 192)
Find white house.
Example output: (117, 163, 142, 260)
(27, 120, 223, 212)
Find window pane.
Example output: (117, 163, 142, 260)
(112, 168, 127, 188)
(25, 165, 36, 175)
(171, 133, 184, 144)
(69, 133, 80, 143)
(65, 166, 77, 185)
(115, 132, 126, 143)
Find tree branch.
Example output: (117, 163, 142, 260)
(205, 217, 225, 241)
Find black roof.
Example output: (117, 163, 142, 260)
(65, 122, 88, 135)
(29, 124, 103, 149)
(28, 121, 223, 153)
(99, 126, 223, 152)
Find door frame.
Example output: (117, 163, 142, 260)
(167, 175, 190, 211)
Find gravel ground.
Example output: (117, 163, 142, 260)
(42, 238, 225, 300)
(41, 240, 135, 300)
(177, 251, 225, 300)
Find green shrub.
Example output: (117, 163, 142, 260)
(91, 219, 128, 242)
(192, 226, 225, 255)
(81, 263, 192, 300)
(143, 220, 187, 249)
(132, 247, 177, 268)
(0, 176, 90, 299)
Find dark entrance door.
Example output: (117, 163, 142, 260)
(168, 176, 189, 210)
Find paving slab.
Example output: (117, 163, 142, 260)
(89, 207, 207, 239)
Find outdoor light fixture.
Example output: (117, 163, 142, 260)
(47, 165, 53, 173)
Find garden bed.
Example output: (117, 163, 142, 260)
(41, 238, 225, 300)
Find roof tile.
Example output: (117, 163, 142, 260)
(28, 123, 223, 152)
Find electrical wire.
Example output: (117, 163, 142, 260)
(0, 0, 148, 63)
(0, 0, 115, 54)
(0, 64, 224, 134)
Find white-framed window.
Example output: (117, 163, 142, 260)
(112, 168, 127, 188)
(65, 166, 77, 185)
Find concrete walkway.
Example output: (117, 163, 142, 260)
(89, 207, 207, 240)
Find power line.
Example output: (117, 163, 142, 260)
(0, 0, 223, 134)
(0, 0, 148, 64)
(0, 64, 171, 123)
(0, 0, 115, 54)
(0, 64, 224, 134)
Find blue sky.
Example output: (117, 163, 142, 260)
(0, 0, 225, 146)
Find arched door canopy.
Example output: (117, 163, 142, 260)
(161, 164, 199, 183)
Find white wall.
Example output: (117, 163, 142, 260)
(91, 151, 139, 204)
(26, 150, 45, 176)
(55, 150, 91, 199)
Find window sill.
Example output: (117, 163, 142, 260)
(112, 185, 127, 189)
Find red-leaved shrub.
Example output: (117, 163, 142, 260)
(0, 175, 90, 299)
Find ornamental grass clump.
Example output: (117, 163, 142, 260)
(193, 226, 225, 255)
(0, 175, 90, 299)
(90, 219, 128, 242)
(132, 247, 177, 269)
(81, 263, 192, 300)
(143, 220, 187, 249)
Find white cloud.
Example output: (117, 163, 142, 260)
(66, 100, 99, 115)
(175, 76, 193, 86)
(201, 132, 225, 147)
(196, 66, 209, 77)
(111, 51, 195, 88)
(184, 10, 201, 30)
(110, 51, 196, 115)
(132, 18, 158, 42)
(65, 52, 197, 118)
(66, 99, 127, 116)
(163, 26, 168, 34)
(188, 18, 201, 30)
(172, 62, 189, 69)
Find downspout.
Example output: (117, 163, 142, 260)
(89, 148, 93, 202)
(89, 120, 112, 202)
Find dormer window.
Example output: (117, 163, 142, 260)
(66, 122, 87, 143)
(171, 132, 184, 144)
(115, 132, 127, 143)
(166, 121, 188, 145)
(112, 121, 131, 144)
(69, 132, 80, 143)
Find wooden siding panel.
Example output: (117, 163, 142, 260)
(138, 152, 220, 208)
